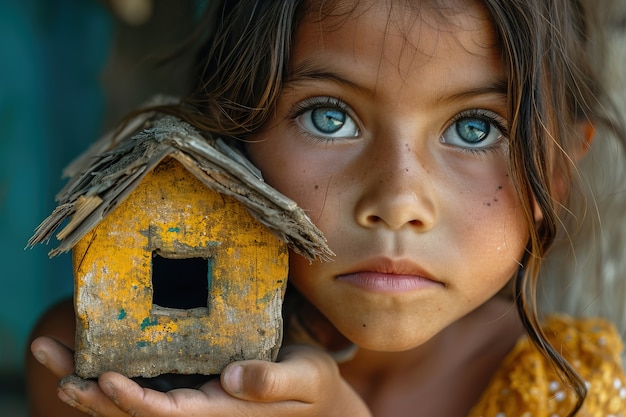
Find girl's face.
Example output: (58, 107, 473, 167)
(247, 0, 529, 351)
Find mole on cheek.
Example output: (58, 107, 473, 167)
(314, 184, 319, 190)
(485, 185, 504, 207)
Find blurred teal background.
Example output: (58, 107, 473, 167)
(0, 0, 113, 379)
(0, 3, 196, 412)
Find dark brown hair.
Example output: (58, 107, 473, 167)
(483, 1, 625, 413)
(154, 0, 623, 413)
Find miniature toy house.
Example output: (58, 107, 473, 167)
(29, 112, 332, 379)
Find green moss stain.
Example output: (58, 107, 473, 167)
(117, 308, 126, 320)
(207, 257, 213, 291)
(140, 317, 158, 331)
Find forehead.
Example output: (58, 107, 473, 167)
(304, 0, 491, 23)
(292, 0, 502, 93)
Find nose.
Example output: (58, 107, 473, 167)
(354, 143, 436, 231)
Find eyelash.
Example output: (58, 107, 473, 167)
(288, 96, 352, 120)
(287, 96, 358, 142)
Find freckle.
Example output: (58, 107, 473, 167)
(497, 185, 503, 191)
(493, 198, 498, 202)
(314, 185, 319, 190)
(485, 202, 492, 206)
(362, 324, 367, 328)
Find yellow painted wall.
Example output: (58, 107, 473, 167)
(72, 157, 289, 378)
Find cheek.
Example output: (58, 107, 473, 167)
(444, 165, 529, 275)
(466, 188, 528, 278)
(265, 163, 334, 227)
(246, 139, 346, 229)
(451, 156, 523, 230)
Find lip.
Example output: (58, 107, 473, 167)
(336, 257, 444, 294)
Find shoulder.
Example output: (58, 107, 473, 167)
(469, 314, 626, 417)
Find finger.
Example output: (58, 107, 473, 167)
(99, 372, 229, 417)
(58, 374, 131, 417)
(31, 336, 75, 378)
(221, 344, 338, 403)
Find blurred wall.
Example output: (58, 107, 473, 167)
(0, 0, 113, 379)
(0, 0, 196, 385)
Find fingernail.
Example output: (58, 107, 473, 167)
(224, 365, 243, 393)
(60, 388, 77, 402)
(33, 350, 47, 365)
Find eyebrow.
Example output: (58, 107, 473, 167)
(286, 60, 372, 94)
(440, 78, 509, 103)
(287, 60, 509, 102)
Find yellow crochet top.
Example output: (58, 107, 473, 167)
(469, 315, 626, 416)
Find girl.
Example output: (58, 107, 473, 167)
(27, 0, 626, 416)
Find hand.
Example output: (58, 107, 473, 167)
(31, 335, 121, 416)
(32, 340, 371, 417)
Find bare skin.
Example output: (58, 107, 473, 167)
(338, 297, 523, 416)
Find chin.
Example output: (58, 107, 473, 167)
(344, 325, 438, 352)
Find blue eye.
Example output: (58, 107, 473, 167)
(456, 118, 489, 143)
(310, 107, 346, 134)
(441, 110, 506, 151)
(294, 97, 359, 139)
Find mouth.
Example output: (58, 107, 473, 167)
(335, 257, 444, 294)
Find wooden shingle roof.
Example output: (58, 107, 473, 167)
(28, 110, 333, 262)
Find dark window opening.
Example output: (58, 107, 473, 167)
(151, 254, 211, 309)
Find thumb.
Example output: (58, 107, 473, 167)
(221, 361, 284, 402)
(220, 345, 337, 403)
